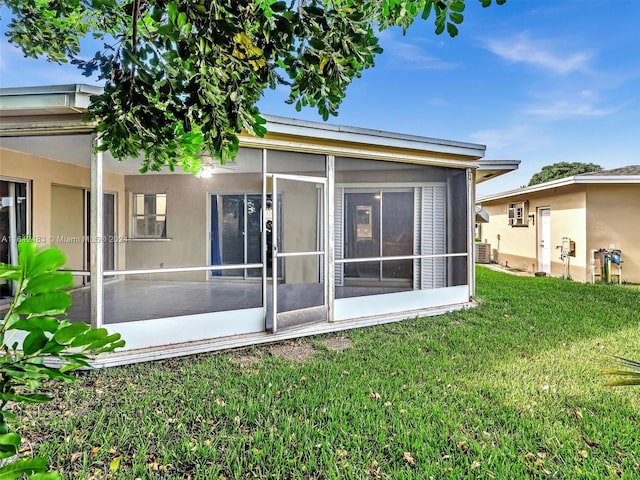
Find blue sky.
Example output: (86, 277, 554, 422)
(1, 0, 639, 195)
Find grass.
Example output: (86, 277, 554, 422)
(17, 267, 640, 479)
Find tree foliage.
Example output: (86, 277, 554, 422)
(1, 0, 505, 173)
(0, 239, 124, 478)
(528, 162, 603, 186)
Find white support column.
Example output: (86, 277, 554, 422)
(271, 175, 278, 334)
(326, 155, 335, 322)
(467, 168, 475, 300)
(90, 133, 104, 329)
(261, 148, 268, 330)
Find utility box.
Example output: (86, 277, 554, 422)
(475, 243, 491, 264)
(592, 248, 623, 283)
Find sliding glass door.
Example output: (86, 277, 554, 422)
(0, 179, 28, 298)
(344, 190, 414, 282)
(210, 193, 282, 279)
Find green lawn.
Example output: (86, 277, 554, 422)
(19, 267, 640, 479)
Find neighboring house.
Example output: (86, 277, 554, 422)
(478, 166, 640, 283)
(0, 84, 518, 365)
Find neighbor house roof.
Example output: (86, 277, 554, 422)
(582, 165, 640, 176)
(478, 165, 640, 203)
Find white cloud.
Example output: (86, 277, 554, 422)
(377, 30, 456, 70)
(523, 100, 619, 119)
(483, 33, 591, 74)
(469, 125, 551, 155)
(470, 125, 530, 151)
(523, 90, 625, 119)
(386, 41, 457, 70)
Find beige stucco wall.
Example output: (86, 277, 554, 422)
(124, 172, 259, 281)
(50, 185, 85, 285)
(586, 184, 640, 283)
(0, 147, 126, 272)
(481, 190, 588, 279)
(123, 171, 320, 283)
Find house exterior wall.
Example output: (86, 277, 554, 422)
(585, 184, 640, 283)
(0, 147, 126, 271)
(481, 190, 587, 279)
(124, 172, 261, 281)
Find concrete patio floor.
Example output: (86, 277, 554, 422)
(66, 279, 411, 324)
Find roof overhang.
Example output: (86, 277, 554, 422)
(1, 84, 521, 179)
(475, 206, 490, 223)
(0, 84, 102, 117)
(1, 84, 484, 159)
(475, 159, 521, 184)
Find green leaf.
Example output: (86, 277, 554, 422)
(0, 264, 20, 280)
(308, 38, 325, 49)
(166, 2, 178, 22)
(0, 456, 47, 480)
(176, 12, 187, 29)
(0, 433, 21, 458)
(446, 22, 459, 37)
(85, 335, 125, 353)
(22, 329, 49, 356)
(52, 322, 90, 345)
(9, 317, 61, 334)
(28, 472, 62, 480)
(421, 1, 433, 20)
(25, 364, 75, 382)
(69, 328, 106, 346)
(449, 12, 464, 24)
(17, 240, 37, 272)
(58, 355, 92, 371)
(15, 292, 71, 315)
(29, 248, 68, 277)
(450, 1, 466, 12)
(271, 1, 287, 12)
(24, 272, 74, 294)
(0, 393, 52, 404)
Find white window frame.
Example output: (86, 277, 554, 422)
(132, 193, 167, 238)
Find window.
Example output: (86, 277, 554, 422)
(132, 193, 166, 238)
(507, 201, 527, 226)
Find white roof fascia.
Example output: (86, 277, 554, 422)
(0, 84, 101, 112)
(476, 159, 521, 170)
(262, 114, 486, 159)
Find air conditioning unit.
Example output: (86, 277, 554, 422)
(475, 243, 491, 264)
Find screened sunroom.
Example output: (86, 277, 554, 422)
(0, 85, 518, 365)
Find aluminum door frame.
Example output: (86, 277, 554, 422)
(265, 172, 328, 333)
